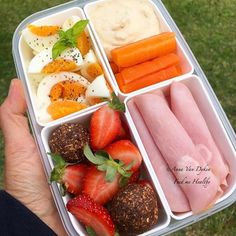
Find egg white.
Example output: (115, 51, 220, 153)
(80, 49, 99, 81)
(85, 75, 111, 104)
(28, 47, 83, 74)
(37, 72, 90, 123)
(62, 15, 81, 31)
(22, 27, 59, 53)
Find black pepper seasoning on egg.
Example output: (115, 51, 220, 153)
(110, 183, 158, 235)
(49, 123, 89, 163)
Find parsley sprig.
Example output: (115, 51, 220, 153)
(52, 19, 89, 59)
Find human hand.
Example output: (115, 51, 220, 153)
(0, 79, 67, 236)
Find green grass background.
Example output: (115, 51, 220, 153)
(0, 0, 235, 235)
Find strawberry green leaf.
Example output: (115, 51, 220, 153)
(117, 166, 132, 178)
(59, 183, 66, 196)
(97, 163, 108, 172)
(86, 227, 97, 236)
(48, 153, 66, 168)
(114, 159, 125, 166)
(48, 153, 66, 183)
(95, 150, 110, 160)
(84, 144, 132, 182)
(119, 176, 129, 188)
(84, 144, 106, 165)
(124, 160, 135, 171)
(105, 165, 117, 182)
(109, 92, 125, 112)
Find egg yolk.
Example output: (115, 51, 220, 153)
(28, 25, 60, 36)
(76, 31, 91, 56)
(42, 59, 77, 74)
(47, 100, 87, 120)
(49, 80, 86, 101)
(86, 63, 103, 80)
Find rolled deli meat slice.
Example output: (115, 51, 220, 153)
(128, 99, 190, 212)
(134, 93, 222, 213)
(170, 82, 229, 187)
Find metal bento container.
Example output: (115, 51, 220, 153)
(12, 0, 236, 235)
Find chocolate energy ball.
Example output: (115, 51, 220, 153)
(49, 123, 89, 163)
(110, 183, 158, 235)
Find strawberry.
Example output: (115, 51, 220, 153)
(116, 120, 131, 140)
(90, 93, 125, 150)
(67, 194, 115, 236)
(82, 166, 120, 205)
(128, 168, 141, 184)
(90, 105, 121, 150)
(50, 153, 87, 195)
(105, 140, 142, 172)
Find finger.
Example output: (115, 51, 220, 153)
(0, 79, 32, 147)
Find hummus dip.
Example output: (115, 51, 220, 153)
(88, 0, 161, 60)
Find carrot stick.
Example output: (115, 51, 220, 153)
(116, 65, 182, 93)
(120, 53, 180, 84)
(111, 32, 176, 67)
(109, 62, 123, 74)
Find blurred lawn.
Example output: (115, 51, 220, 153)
(0, 0, 235, 235)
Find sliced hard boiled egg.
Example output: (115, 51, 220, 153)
(84, 49, 97, 64)
(85, 75, 111, 105)
(62, 15, 81, 31)
(37, 72, 90, 123)
(80, 63, 103, 82)
(80, 49, 103, 82)
(22, 25, 60, 53)
(47, 101, 87, 120)
(28, 47, 83, 74)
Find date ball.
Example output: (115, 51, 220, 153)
(49, 123, 89, 163)
(110, 183, 158, 235)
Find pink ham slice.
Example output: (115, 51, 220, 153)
(170, 82, 229, 187)
(134, 93, 222, 213)
(128, 99, 190, 213)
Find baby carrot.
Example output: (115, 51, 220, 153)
(109, 62, 123, 74)
(111, 32, 176, 67)
(120, 53, 180, 84)
(116, 65, 182, 93)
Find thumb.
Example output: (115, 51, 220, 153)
(0, 79, 31, 147)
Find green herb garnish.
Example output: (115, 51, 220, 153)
(52, 20, 89, 59)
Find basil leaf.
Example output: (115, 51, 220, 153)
(59, 30, 66, 38)
(52, 40, 68, 59)
(52, 20, 89, 59)
(72, 20, 89, 38)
